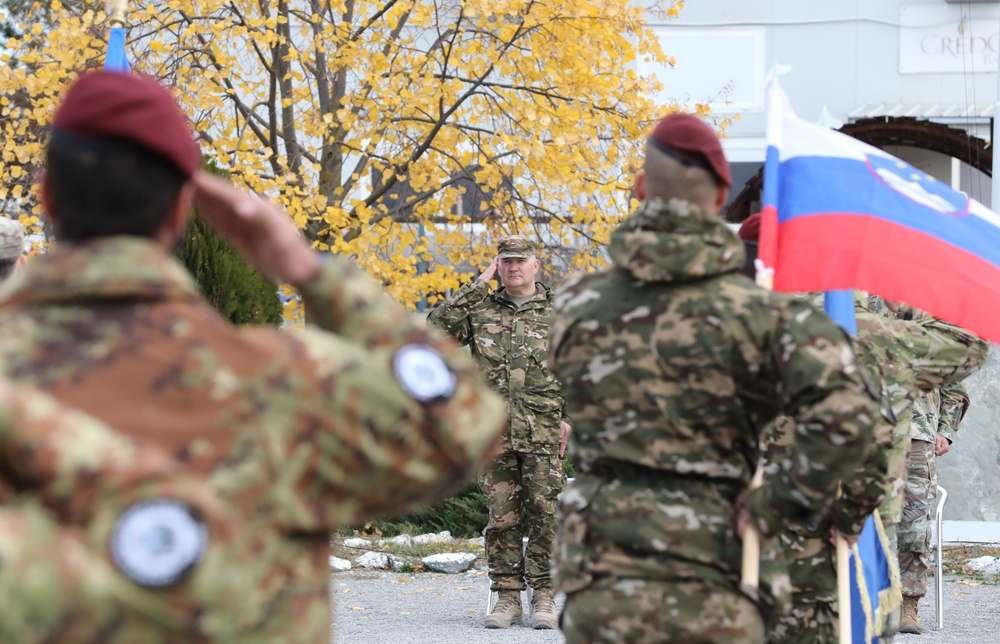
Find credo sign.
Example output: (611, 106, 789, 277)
(900, 4, 1000, 74)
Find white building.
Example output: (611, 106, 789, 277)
(644, 0, 1000, 537)
(644, 0, 999, 221)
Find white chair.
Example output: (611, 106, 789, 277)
(934, 485, 948, 630)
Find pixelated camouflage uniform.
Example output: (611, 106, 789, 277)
(427, 238, 564, 592)
(0, 379, 277, 643)
(0, 237, 504, 641)
(899, 382, 970, 598)
(548, 198, 882, 643)
(856, 298, 986, 641)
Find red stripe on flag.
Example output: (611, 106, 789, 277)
(772, 213, 1000, 343)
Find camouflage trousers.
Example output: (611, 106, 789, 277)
(561, 578, 765, 643)
(898, 439, 937, 598)
(479, 450, 564, 591)
(766, 530, 838, 643)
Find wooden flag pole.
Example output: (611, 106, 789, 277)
(740, 264, 772, 593)
(837, 533, 852, 644)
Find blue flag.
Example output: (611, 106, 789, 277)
(104, 26, 130, 73)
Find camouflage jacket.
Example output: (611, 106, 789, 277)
(854, 297, 987, 523)
(912, 381, 970, 444)
(0, 379, 279, 643)
(0, 237, 504, 642)
(427, 278, 564, 454)
(548, 198, 879, 593)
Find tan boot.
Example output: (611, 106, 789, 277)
(530, 588, 558, 630)
(485, 590, 523, 629)
(899, 595, 923, 634)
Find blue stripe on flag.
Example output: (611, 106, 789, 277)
(104, 27, 130, 73)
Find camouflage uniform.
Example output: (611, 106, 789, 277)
(0, 379, 277, 642)
(0, 237, 504, 641)
(899, 382, 970, 598)
(856, 299, 986, 641)
(549, 198, 882, 643)
(427, 236, 565, 593)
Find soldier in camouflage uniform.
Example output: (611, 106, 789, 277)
(898, 383, 968, 634)
(0, 379, 278, 642)
(0, 71, 504, 641)
(894, 304, 980, 635)
(857, 298, 986, 643)
(428, 235, 568, 629)
(548, 112, 883, 643)
(762, 293, 985, 643)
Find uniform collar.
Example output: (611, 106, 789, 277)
(1, 236, 201, 306)
(493, 282, 551, 307)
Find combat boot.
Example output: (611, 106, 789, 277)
(485, 590, 522, 629)
(899, 595, 923, 634)
(530, 587, 558, 629)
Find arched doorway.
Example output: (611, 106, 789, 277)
(725, 117, 993, 223)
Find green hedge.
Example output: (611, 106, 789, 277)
(364, 457, 577, 538)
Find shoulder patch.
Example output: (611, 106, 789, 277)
(109, 499, 208, 588)
(392, 344, 457, 403)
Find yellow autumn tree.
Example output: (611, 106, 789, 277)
(1, 0, 691, 308)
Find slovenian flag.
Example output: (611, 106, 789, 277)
(758, 79, 1000, 344)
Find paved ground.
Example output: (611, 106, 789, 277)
(331, 569, 998, 643)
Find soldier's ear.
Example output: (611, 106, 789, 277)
(634, 173, 646, 200)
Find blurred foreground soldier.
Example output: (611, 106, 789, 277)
(0, 71, 504, 640)
(428, 236, 568, 629)
(0, 217, 26, 284)
(548, 112, 881, 643)
(855, 298, 985, 643)
(0, 379, 273, 642)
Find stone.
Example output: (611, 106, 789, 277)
(422, 552, 477, 574)
(413, 531, 453, 545)
(329, 556, 352, 571)
(466, 537, 485, 548)
(356, 551, 406, 570)
(376, 534, 413, 547)
(342, 537, 373, 549)
(966, 556, 1000, 576)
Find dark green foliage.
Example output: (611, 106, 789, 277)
(175, 213, 283, 326)
(365, 483, 489, 538)
(364, 458, 577, 538)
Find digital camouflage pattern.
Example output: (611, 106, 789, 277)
(428, 270, 565, 593)
(0, 236, 505, 641)
(479, 451, 564, 591)
(561, 578, 766, 644)
(548, 197, 881, 641)
(0, 379, 273, 643)
(857, 298, 987, 525)
(427, 278, 564, 455)
(900, 382, 970, 598)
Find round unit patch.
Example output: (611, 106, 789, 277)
(392, 344, 457, 403)
(109, 499, 208, 588)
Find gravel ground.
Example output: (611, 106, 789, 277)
(331, 569, 998, 643)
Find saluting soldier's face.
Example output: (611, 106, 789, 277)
(498, 256, 539, 289)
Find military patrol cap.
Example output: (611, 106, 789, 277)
(52, 71, 201, 178)
(0, 218, 24, 261)
(497, 235, 537, 259)
(648, 113, 732, 188)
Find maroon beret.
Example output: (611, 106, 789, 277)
(738, 212, 761, 242)
(648, 113, 731, 188)
(53, 71, 200, 178)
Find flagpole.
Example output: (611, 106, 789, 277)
(109, 0, 127, 28)
(993, 13, 1000, 209)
